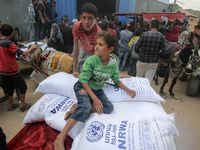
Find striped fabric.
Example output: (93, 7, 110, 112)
(72, 21, 101, 53)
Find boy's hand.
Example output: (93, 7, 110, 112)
(93, 98, 103, 115)
(73, 71, 80, 78)
(128, 90, 136, 98)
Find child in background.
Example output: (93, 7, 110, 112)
(0, 23, 37, 111)
(12, 27, 22, 43)
(128, 30, 142, 76)
(54, 31, 136, 150)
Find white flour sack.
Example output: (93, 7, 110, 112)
(34, 72, 78, 99)
(71, 113, 179, 150)
(23, 93, 84, 139)
(103, 77, 165, 103)
(35, 72, 164, 103)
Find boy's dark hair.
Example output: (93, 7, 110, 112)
(32, 0, 36, 3)
(97, 31, 118, 53)
(80, 3, 97, 18)
(101, 22, 108, 31)
(126, 23, 132, 31)
(135, 29, 142, 36)
(63, 18, 69, 23)
(1, 23, 13, 36)
(108, 22, 113, 29)
(15, 27, 19, 31)
(161, 20, 166, 25)
(151, 19, 160, 29)
(195, 25, 200, 29)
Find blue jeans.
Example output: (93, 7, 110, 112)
(128, 58, 138, 76)
(118, 47, 129, 71)
(71, 81, 114, 123)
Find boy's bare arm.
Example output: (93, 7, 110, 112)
(72, 39, 79, 77)
(116, 81, 136, 98)
(22, 44, 37, 56)
(82, 83, 103, 115)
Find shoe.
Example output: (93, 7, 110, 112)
(20, 103, 32, 112)
(8, 103, 19, 111)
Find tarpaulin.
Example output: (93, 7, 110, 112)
(142, 13, 185, 22)
(7, 122, 73, 150)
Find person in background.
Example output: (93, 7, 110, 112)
(12, 27, 22, 43)
(58, 15, 69, 29)
(47, 23, 65, 52)
(71, 18, 78, 28)
(108, 22, 118, 39)
(28, 0, 39, 41)
(54, 31, 136, 150)
(38, 0, 49, 40)
(53, 1, 58, 23)
(113, 21, 120, 38)
(166, 25, 180, 42)
(135, 19, 167, 84)
(128, 30, 142, 76)
(118, 23, 133, 71)
(159, 20, 167, 36)
(0, 23, 37, 112)
(60, 18, 74, 53)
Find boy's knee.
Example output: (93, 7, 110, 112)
(103, 103, 114, 114)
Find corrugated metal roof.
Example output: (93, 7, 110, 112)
(54, 0, 77, 24)
(118, 0, 136, 25)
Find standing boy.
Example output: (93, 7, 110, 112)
(72, 3, 102, 78)
(0, 23, 37, 111)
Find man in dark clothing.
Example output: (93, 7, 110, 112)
(135, 19, 167, 84)
(60, 18, 74, 54)
(38, 0, 49, 39)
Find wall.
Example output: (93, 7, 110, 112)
(135, 0, 169, 13)
(0, 0, 31, 42)
(189, 16, 199, 31)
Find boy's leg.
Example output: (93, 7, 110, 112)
(15, 87, 21, 101)
(55, 81, 93, 150)
(0, 75, 9, 101)
(2, 75, 15, 110)
(118, 48, 124, 68)
(8, 72, 29, 111)
(121, 50, 129, 71)
(54, 118, 78, 150)
(128, 57, 134, 76)
(94, 89, 114, 114)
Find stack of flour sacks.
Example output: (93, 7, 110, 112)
(23, 72, 179, 150)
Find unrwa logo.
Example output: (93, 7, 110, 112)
(86, 121, 105, 143)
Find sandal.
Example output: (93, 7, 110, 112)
(8, 103, 19, 111)
(20, 103, 32, 112)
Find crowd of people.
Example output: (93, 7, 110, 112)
(1, 1, 200, 149)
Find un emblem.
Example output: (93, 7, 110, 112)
(86, 121, 105, 142)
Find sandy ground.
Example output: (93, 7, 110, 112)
(0, 61, 200, 150)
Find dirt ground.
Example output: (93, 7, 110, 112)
(0, 61, 200, 150)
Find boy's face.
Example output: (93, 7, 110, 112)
(80, 12, 96, 32)
(95, 37, 113, 57)
(50, 1, 54, 6)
